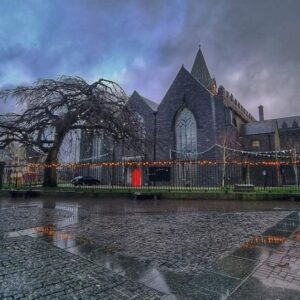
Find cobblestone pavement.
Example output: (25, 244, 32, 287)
(62, 211, 291, 273)
(0, 198, 300, 299)
(229, 216, 300, 300)
(0, 236, 165, 299)
(0, 206, 72, 234)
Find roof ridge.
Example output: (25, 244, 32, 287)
(132, 90, 158, 111)
(266, 115, 300, 121)
(180, 65, 214, 95)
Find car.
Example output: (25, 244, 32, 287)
(71, 175, 100, 186)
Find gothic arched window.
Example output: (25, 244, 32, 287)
(92, 132, 104, 161)
(175, 108, 197, 158)
(135, 113, 146, 139)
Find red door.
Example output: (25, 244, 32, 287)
(131, 168, 141, 187)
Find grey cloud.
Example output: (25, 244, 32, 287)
(142, 0, 300, 119)
(0, 0, 299, 120)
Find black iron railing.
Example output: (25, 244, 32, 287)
(1, 159, 300, 192)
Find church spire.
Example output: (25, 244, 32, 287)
(191, 46, 217, 94)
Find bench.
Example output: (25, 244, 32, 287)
(132, 192, 161, 200)
(234, 184, 255, 192)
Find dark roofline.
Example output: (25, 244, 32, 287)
(265, 115, 300, 122)
(159, 66, 214, 109)
(240, 119, 277, 136)
(131, 90, 159, 111)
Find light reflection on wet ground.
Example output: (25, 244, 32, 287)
(1, 196, 300, 299)
(2, 196, 300, 213)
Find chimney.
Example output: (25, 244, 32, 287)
(258, 105, 264, 121)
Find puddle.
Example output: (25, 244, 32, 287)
(14, 211, 300, 299)
(239, 212, 300, 252)
(4, 203, 87, 248)
(1, 196, 300, 299)
(23, 224, 81, 249)
(241, 235, 288, 249)
(66, 242, 175, 295)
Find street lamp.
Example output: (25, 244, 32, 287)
(153, 111, 157, 161)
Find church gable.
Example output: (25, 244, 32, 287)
(158, 66, 213, 114)
(126, 90, 157, 138)
(127, 90, 157, 114)
(157, 66, 218, 159)
(127, 90, 157, 149)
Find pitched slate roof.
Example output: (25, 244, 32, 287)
(240, 115, 300, 135)
(131, 91, 158, 111)
(140, 95, 158, 111)
(240, 120, 276, 135)
(275, 116, 300, 129)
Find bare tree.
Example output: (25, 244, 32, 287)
(281, 135, 299, 186)
(0, 76, 143, 187)
(217, 128, 240, 188)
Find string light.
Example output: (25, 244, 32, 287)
(25, 158, 300, 170)
(170, 144, 297, 159)
(215, 144, 295, 158)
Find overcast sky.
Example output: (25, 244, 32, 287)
(1, 0, 299, 119)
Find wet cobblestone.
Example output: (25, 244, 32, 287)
(64, 211, 290, 272)
(0, 236, 165, 299)
(254, 238, 300, 290)
(1, 198, 300, 299)
(0, 206, 72, 234)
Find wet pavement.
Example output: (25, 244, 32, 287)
(0, 197, 300, 299)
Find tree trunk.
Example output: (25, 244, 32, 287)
(43, 133, 65, 188)
(221, 147, 226, 188)
(43, 148, 59, 187)
(246, 164, 250, 184)
(292, 149, 299, 186)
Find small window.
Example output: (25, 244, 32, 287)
(251, 140, 260, 149)
(232, 117, 237, 127)
(229, 109, 237, 127)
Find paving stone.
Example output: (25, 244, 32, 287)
(0, 207, 74, 235)
(1, 198, 300, 299)
(62, 210, 291, 273)
(0, 236, 165, 299)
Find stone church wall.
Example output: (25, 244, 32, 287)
(157, 67, 218, 160)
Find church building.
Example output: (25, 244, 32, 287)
(80, 47, 300, 164)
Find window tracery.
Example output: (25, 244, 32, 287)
(175, 108, 197, 158)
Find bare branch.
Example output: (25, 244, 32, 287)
(0, 75, 142, 187)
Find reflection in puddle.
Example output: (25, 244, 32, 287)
(2, 196, 298, 299)
(30, 224, 80, 249)
(55, 203, 81, 227)
(292, 230, 300, 242)
(32, 225, 74, 241)
(241, 235, 287, 249)
(67, 243, 175, 296)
